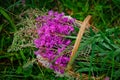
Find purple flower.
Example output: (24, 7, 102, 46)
(34, 39, 41, 48)
(34, 10, 75, 74)
(104, 77, 109, 80)
(48, 10, 54, 16)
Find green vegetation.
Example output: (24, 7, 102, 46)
(0, 0, 120, 80)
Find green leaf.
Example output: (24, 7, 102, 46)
(102, 43, 112, 50)
(74, 26, 79, 32)
(0, 36, 4, 50)
(16, 66, 22, 74)
(113, 69, 120, 80)
(22, 59, 35, 77)
(65, 36, 76, 39)
(76, 67, 100, 72)
(95, 5, 103, 11)
(0, 24, 4, 32)
(0, 7, 16, 32)
(20, 50, 26, 61)
(114, 49, 120, 57)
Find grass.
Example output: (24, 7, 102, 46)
(73, 27, 120, 79)
(0, 0, 120, 80)
(0, 7, 16, 32)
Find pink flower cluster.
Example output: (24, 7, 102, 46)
(34, 10, 75, 73)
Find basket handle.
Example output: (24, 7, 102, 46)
(66, 15, 92, 70)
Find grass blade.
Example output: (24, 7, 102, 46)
(0, 7, 16, 32)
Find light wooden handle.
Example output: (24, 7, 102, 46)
(67, 15, 92, 70)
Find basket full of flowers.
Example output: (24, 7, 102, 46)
(8, 9, 100, 79)
(33, 10, 94, 78)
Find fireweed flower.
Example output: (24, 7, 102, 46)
(34, 10, 75, 74)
